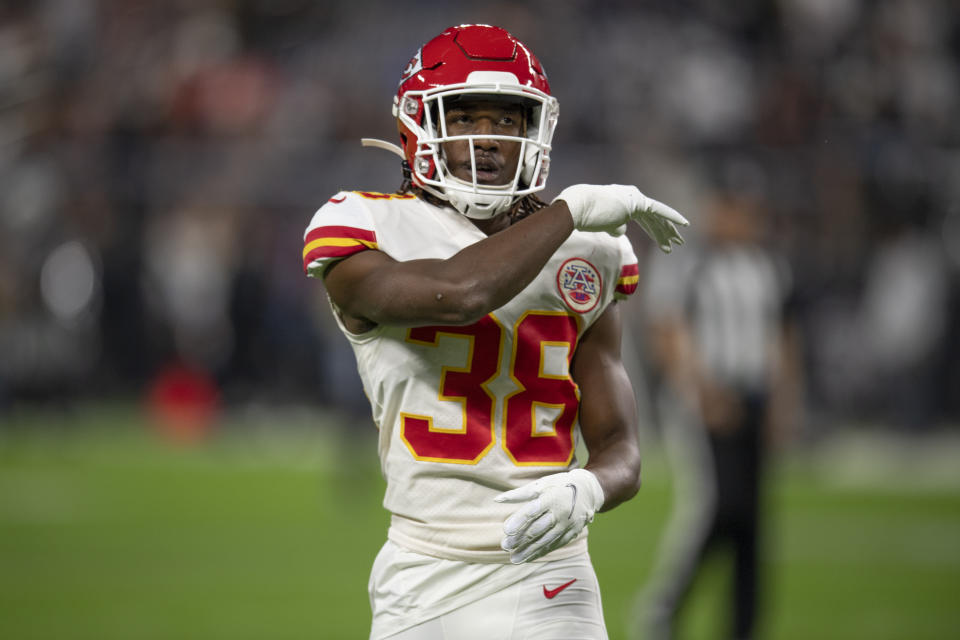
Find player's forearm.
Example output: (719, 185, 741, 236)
(326, 202, 575, 327)
(578, 368, 642, 511)
(584, 435, 642, 512)
(571, 305, 642, 511)
(422, 202, 575, 323)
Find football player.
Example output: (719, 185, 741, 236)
(302, 24, 687, 640)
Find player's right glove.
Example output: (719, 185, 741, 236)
(554, 184, 689, 252)
(494, 468, 605, 564)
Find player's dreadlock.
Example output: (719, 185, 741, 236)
(509, 192, 549, 223)
(397, 160, 548, 225)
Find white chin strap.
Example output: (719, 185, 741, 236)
(444, 177, 517, 219)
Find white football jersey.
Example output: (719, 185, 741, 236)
(304, 191, 638, 562)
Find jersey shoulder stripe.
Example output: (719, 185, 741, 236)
(615, 262, 639, 297)
(302, 224, 378, 272)
(303, 190, 384, 276)
(613, 235, 640, 298)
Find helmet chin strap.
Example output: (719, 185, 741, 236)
(445, 181, 516, 219)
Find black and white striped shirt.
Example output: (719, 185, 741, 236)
(646, 243, 792, 395)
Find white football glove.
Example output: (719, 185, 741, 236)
(554, 184, 689, 252)
(494, 468, 605, 564)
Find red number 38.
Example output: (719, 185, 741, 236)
(400, 311, 580, 466)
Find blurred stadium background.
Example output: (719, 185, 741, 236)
(1, 1, 958, 638)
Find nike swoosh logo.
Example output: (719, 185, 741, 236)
(328, 196, 346, 203)
(542, 579, 577, 599)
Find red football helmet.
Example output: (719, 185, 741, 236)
(393, 24, 559, 219)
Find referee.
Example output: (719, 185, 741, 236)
(634, 175, 803, 640)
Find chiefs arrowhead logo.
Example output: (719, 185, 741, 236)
(400, 48, 423, 84)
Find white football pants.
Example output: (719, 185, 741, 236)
(370, 541, 608, 640)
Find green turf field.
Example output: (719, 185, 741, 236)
(1, 405, 958, 639)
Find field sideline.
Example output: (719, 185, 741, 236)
(1, 405, 958, 639)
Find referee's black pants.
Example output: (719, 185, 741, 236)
(641, 392, 766, 640)
(705, 393, 764, 640)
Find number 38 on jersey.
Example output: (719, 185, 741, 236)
(400, 310, 581, 467)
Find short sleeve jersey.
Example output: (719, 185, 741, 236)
(303, 190, 639, 562)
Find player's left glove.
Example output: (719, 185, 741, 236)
(632, 199, 688, 254)
(553, 184, 689, 252)
(494, 468, 605, 564)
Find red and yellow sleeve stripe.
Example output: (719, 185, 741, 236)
(302, 225, 378, 273)
(615, 263, 639, 296)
